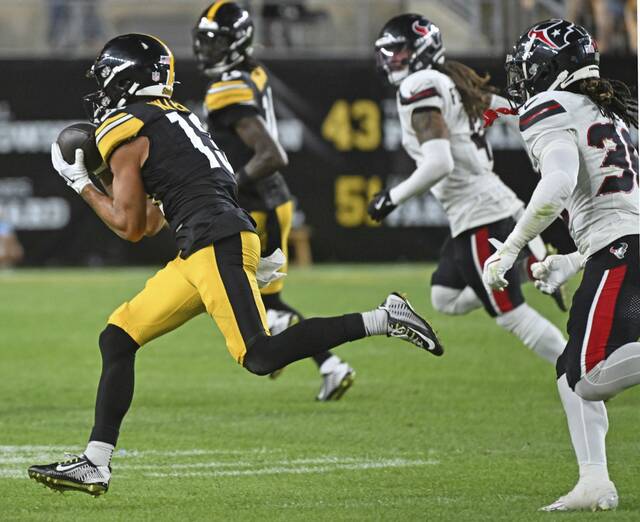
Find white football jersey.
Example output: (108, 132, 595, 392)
(397, 68, 521, 237)
(520, 90, 639, 257)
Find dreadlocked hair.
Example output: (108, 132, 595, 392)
(434, 60, 499, 121)
(577, 78, 638, 128)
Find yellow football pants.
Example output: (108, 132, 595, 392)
(250, 200, 293, 295)
(108, 231, 269, 364)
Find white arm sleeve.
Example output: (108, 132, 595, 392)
(389, 139, 454, 204)
(504, 130, 579, 252)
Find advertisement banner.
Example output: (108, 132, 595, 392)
(0, 57, 636, 265)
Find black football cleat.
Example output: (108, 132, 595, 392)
(28, 454, 110, 496)
(379, 293, 443, 356)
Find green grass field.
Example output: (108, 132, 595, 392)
(0, 265, 638, 521)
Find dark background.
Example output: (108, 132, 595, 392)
(0, 56, 636, 266)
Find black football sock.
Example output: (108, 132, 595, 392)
(243, 314, 365, 376)
(89, 324, 139, 446)
(261, 292, 332, 368)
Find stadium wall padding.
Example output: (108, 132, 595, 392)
(0, 57, 636, 266)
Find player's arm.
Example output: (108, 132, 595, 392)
(99, 170, 166, 237)
(483, 129, 580, 289)
(80, 137, 150, 242)
(233, 115, 288, 184)
(368, 106, 454, 221)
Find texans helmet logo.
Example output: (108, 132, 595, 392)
(527, 19, 587, 50)
(412, 20, 430, 37)
(609, 242, 628, 260)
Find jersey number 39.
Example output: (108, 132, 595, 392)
(588, 123, 639, 196)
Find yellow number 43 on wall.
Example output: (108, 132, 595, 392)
(321, 99, 381, 151)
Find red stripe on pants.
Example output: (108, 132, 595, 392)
(475, 227, 514, 314)
(585, 265, 627, 372)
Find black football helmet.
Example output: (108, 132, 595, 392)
(505, 19, 599, 106)
(193, 1, 254, 77)
(375, 14, 444, 86)
(83, 33, 175, 123)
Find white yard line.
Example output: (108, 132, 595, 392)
(1, 445, 438, 480)
(144, 459, 439, 478)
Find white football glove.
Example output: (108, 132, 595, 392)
(482, 238, 519, 291)
(531, 252, 584, 295)
(51, 143, 92, 194)
(256, 248, 287, 289)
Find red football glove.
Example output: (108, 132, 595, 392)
(482, 107, 517, 128)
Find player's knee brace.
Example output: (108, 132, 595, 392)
(242, 334, 275, 376)
(431, 285, 481, 315)
(98, 324, 140, 365)
(495, 304, 565, 364)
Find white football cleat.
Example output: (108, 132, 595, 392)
(317, 362, 355, 401)
(379, 293, 443, 356)
(266, 309, 299, 336)
(28, 453, 111, 496)
(540, 479, 618, 512)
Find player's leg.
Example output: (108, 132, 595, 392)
(455, 219, 566, 363)
(565, 236, 640, 401)
(430, 235, 482, 315)
(539, 244, 631, 512)
(28, 259, 204, 495)
(253, 202, 355, 400)
(455, 219, 615, 511)
(183, 232, 441, 375)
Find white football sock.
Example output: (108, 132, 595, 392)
(495, 304, 565, 364)
(557, 374, 610, 483)
(431, 285, 482, 315)
(575, 342, 640, 401)
(84, 441, 114, 467)
(319, 355, 341, 375)
(361, 309, 388, 336)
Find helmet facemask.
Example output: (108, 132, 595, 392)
(375, 41, 412, 86)
(83, 63, 139, 123)
(375, 15, 445, 88)
(193, 15, 254, 77)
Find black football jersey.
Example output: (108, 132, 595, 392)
(204, 63, 291, 211)
(95, 97, 255, 257)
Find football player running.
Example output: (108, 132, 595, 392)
(370, 14, 617, 512)
(192, 1, 355, 401)
(483, 19, 638, 510)
(28, 33, 442, 496)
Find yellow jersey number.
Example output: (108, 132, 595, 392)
(322, 100, 381, 151)
(335, 175, 382, 227)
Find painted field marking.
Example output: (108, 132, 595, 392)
(144, 458, 439, 478)
(1, 445, 438, 480)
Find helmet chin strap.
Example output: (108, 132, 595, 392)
(204, 54, 245, 77)
(389, 68, 409, 85)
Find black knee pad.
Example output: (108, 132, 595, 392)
(242, 334, 274, 376)
(99, 324, 139, 363)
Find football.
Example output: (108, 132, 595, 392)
(56, 122, 105, 174)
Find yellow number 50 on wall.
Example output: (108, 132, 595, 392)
(335, 175, 382, 227)
(322, 100, 381, 151)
